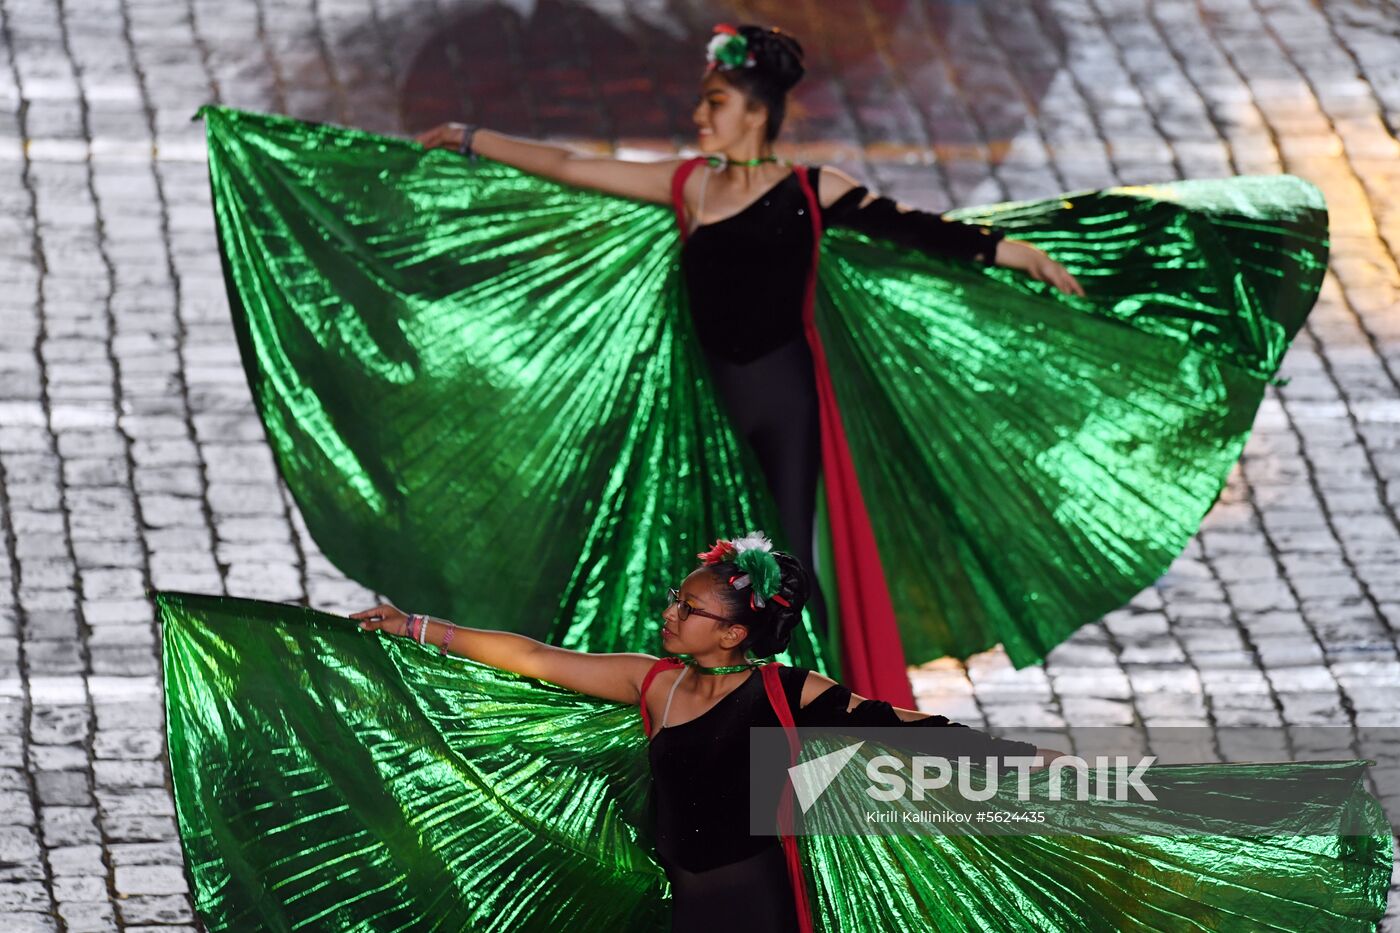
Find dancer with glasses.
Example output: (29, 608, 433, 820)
(159, 534, 1392, 931)
(352, 533, 1052, 932)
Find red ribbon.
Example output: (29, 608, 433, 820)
(789, 166, 914, 709)
(760, 662, 814, 933)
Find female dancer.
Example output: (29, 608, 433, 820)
(411, 23, 1080, 703)
(352, 532, 1056, 933)
(157, 541, 1393, 931)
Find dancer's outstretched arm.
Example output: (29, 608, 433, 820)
(816, 165, 1085, 297)
(797, 670, 1069, 767)
(416, 122, 683, 205)
(352, 603, 655, 705)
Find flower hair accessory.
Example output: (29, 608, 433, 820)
(705, 23, 756, 73)
(697, 531, 791, 611)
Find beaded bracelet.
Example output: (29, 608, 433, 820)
(439, 623, 456, 655)
(416, 614, 431, 645)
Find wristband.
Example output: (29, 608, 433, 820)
(440, 623, 456, 655)
(416, 615, 431, 645)
(457, 123, 479, 160)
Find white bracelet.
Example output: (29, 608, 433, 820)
(417, 615, 431, 645)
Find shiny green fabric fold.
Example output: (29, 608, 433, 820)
(160, 594, 1393, 931)
(796, 734, 1392, 932)
(201, 105, 1326, 668)
(162, 592, 668, 932)
(821, 176, 1326, 663)
(202, 105, 827, 672)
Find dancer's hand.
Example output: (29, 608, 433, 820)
(994, 239, 1085, 297)
(415, 123, 467, 151)
(352, 603, 410, 635)
(1030, 747, 1071, 770)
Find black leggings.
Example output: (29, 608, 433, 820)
(704, 336, 829, 638)
(666, 844, 799, 933)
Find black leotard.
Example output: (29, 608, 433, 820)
(680, 165, 1005, 365)
(677, 167, 1005, 641)
(649, 665, 1037, 931)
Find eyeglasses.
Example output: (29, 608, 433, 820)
(667, 587, 730, 623)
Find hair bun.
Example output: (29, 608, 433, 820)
(738, 25, 805, 93)
(746, 551, 810, 657)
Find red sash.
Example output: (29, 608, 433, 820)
(759, 662, 814, 933)
(670, 158, 914, 708)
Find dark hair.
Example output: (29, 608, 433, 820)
(703, 550, 810, 656)
(713, 25, 805, 142)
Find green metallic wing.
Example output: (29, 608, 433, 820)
(817, 177, 1325, 664)
(201, 105, 829, 670)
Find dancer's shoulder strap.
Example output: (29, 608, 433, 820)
(639, 657, 685, 738)
(760, 661, 797, 730)
(669, 156, 708, 241)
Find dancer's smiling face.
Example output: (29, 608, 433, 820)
(660, 568, 748, 655)
(692, 72, 769, 153)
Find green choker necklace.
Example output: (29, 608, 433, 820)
(706, 155, 783, 168)
(682, 657, 766, 675)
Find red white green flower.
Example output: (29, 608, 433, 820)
(705, 23, 755, 73)
(697, 531, 784, 609)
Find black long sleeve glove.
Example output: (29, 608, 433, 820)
(794, 683, 1038, 759)
(822, 184, 1005, 266)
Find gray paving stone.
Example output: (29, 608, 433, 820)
(35, 771, 90, 807)
(20, 745, 82, 779)
(99, 816, 176, 845)
(47, 845, 105, 877)
(90, 732, 161, 762)
(91, 761, 161, 790)
(0, 912, 58, 932)
(0, 883, 50, 912)
(51, 876, 107, 902)
(115, 895, 191, 926)
(29, 708, 88, 746)
(56, 900, 118, 933)
(106, 842, 183, 867)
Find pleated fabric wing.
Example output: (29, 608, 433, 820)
(817, 177, 1326, 664)
(161, 592, 669, 932)
(160, 595, 1394, 932)
(796, 736, 1392, 932)
(200, 106, 828, 671)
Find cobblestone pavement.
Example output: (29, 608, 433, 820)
(0, 0, 1397, 929)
